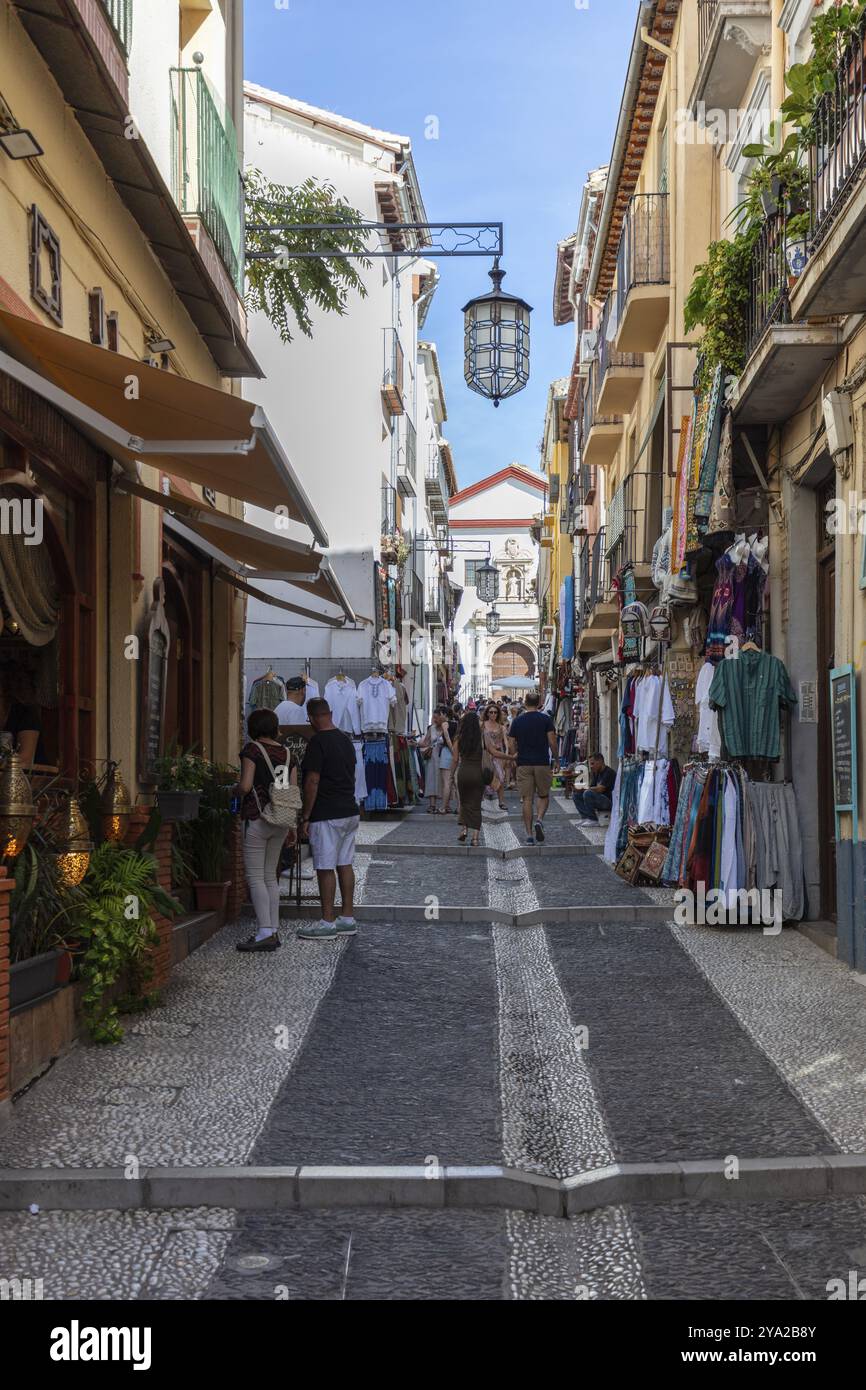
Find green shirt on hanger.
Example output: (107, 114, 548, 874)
(708, 650, 797, 760)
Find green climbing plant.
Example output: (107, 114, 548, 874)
(245, 170, 371, 343)
(684, 227, 760, 391)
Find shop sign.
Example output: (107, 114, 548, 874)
(830, 664, 858, 835)
(139, 579, 171, 784)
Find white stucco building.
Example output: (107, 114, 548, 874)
(449, 465, 544, 701)
(240, 86, 453, 725)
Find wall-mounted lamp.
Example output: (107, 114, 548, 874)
(0, 128, 43, 160)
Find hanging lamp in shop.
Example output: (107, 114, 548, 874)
(0, 752, 35, 859)
(100, 764, 133, 843)
(53, 795, 93, 888)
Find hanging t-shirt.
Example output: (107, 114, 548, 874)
(634, 675, 675, 754)
(694, 661, 722, 760)
(708, 650, 797, 760)
(324, 677, 361, 737)
(358, 675, 397, 731)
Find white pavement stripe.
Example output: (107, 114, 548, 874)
(484, 818, 647, 1300)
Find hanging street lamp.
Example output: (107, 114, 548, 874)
(475, 558, 500, 605)
(463, 258, 533, 407)
(486, 607, 501, 637)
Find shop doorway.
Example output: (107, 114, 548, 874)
(816, 476, 837, 919)
(162, 536, 204, 754)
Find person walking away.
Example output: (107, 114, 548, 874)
(574, 753, 616, 826)
(454, 710, 485, 847)
(436, 706, 457, 813)
(235, 709, 299, 952)
(508, 693, 558, 845)
(481, 703, 508, 809)
(298, 698, 361, 942)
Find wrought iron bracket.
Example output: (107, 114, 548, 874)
(246, 221, 504, 261)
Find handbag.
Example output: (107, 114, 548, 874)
(252, 741, 302, 827)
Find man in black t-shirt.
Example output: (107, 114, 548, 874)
(507, 693, 559, 845)
(573, 753, 617, 826)
(299, 698, 360, 942)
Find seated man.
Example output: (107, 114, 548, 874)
(574, 753, 616, 826)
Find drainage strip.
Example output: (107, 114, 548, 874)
(3, 1156, 864, 1217)
(277, 904, 673, 925)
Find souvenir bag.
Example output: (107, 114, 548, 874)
(252, 741, 302, 827)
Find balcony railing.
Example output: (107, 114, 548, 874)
(809, 8, 866, 249)
(598, 295, 641, 378)
(582, 359, 620, 439)
(746, 211, 790, 357)
(171, 68, 244, 293)
(381, 483, 398, 537)
(99, 0, 132, 57)
(698, 0, 719, 57)
(425, 447, 449, 518)
(382, 329, 405, 414)
(617, 193, 670, 297)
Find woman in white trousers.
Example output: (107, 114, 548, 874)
(235, 708, 299, 953)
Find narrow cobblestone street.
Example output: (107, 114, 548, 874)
(3, 793, 866, 1301)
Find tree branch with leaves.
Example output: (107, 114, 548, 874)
(244, 169, 372, 343)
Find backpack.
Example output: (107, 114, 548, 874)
(251, 741, 302, 827)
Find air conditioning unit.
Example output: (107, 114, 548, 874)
(573, 505, 589, 536)
(823, 389, 854, 455)
(580, 329, 598, 364)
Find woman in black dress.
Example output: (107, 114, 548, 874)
(455, 710, 484, 847)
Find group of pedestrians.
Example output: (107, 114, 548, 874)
(233, 689, 567, 952)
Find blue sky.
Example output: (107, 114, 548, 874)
(245, 0, 638, 488)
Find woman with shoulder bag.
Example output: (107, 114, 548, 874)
(234, 709, 301, 953)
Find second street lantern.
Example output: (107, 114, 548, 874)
(475, 558, 500, 604)
(463, 259, 532, 407)
(486, 607, 501, 636)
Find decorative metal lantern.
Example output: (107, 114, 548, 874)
(101, 764, 133, 843)
(0, 752, 35, 859)
(475, 558, 500, 605)
(53, 796, 92, 888)
(486, 607, 501, 636)
(463, 259, 532, 407)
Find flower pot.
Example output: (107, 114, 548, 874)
(193, 880, 231, 912)
(10, 949, 62, 1010)
(785, 238, 807, 278)
(55, 948, 76, 986)
(156, 790, 202, 822)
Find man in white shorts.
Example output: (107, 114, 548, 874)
(298, 698, 361, 942)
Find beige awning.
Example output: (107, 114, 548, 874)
(0, 309, 328, 546)
(113, 472, 352, 608)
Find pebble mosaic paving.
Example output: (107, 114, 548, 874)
(3, 790, 866, 1299)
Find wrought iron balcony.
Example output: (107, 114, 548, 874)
(809, 8, 866, 254)
(381, 483, 398, 538)
(425, 447, 449, 521)
(582, 360, 623, 469)
(698, 0, 719, 55)
(614, 194, 670, 355)
(745, 211, 790, 359)
(597, 292, 643, 416)
(171, 67, 244, 294)
(99, 0, 132, 57)
(382, 328, 405, 415)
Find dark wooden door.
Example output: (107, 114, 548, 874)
(817, 488, 836, 919)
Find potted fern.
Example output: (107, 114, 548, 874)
(176, 763, 236, 913)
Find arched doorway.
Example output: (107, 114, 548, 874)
(162, 533, 204, 754)
(491, 641, 536, 686)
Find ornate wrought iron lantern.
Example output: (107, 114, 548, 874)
(53, 795, 92, 888)
(463, 259, 532, 407)
(0, 752, 35, 859)
(475, 558, 500, 605)
(486, 607, 501, 637)
(101, 764, 133, 843)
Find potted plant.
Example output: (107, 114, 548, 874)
(380, 532, 399, 564)
(175, 762, 236, 913)
(7, 837, 83, 1009)
(785, 210, 810, 279)
(153, 747, 208, 822)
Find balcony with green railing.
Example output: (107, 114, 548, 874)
(171, 67, 245, 296)
(98, 0, 133, 58)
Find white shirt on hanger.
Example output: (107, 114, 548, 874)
(694, 661, 722, 760)
(324, 677, 361, 737)
(358, 675, 397, 731)
(634, 675, 675, 754)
